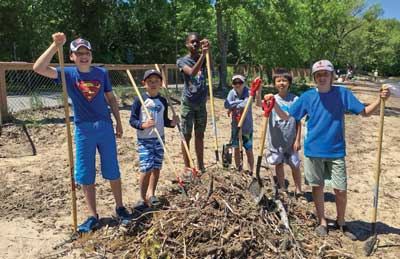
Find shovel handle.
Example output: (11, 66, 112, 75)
(255, 116, 269, 185)
(205, 53, 219, 162)
(237, 95, 254, 128)
(57, 46, 77, 233)
(371, 98, 385, 232)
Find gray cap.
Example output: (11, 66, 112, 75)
(143, 69, 162, 81)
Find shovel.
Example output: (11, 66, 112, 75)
(364, 86, 391, 256)
(248, 94, 275, 204)
(235, 78, 262, 171)
(57, 46, 78, 232)
(155, 64, 199, 180)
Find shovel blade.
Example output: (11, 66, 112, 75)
(248, 177, 264, 203)
(364, 235, 377, 256)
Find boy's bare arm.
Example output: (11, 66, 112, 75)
(272, 100, 291, 120)
(105, 92, 123, 138)
(361, 87, 390, 117)
(255, 85, 262, 107)
(182, 39, 209, 76)
(33, 32, 66, 79)
(294, 121, 302, 151)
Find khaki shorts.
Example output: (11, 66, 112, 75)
(304, 157, 347, 190)
(180, 101, 207, 134)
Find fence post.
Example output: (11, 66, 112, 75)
(0, 68, 8, 124)
(162, 64, 169, 89)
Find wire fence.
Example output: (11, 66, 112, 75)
(0, 62, 309, 123)
(0, 63, 186, 121)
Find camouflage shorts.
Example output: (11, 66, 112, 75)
(180, 101, 207, 134)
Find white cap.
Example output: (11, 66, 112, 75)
(232, 75, 246, 82)
(312, 60, 334, 74)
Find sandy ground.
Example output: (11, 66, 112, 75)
(0, 83, 399, 258)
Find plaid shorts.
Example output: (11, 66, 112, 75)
(304, 157, 347, 190)
(180, 101, 207, 134)
(137, 137, 165, 173)
(231, 129, 253, 151)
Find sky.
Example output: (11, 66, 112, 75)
(367, 0, 400, 20)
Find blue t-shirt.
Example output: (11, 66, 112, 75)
(56, 66, 112, 124)
(288, 86, 365, 158)
(176, 55, 208, 104)
(224, 87, 253, 135)
(129, 93, 173, 139)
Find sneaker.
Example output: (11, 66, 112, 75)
(148, 196, 161, 207)
(334, 221, 357, 241)
(315, 225, 328, 237)
(116, 206, 132, 225)
(78, 215, 101, 233)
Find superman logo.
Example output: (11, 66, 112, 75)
(76, 80, 101, 102)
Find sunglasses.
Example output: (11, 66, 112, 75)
(74, 51, 92, 57)
(232, 80, 243, 85)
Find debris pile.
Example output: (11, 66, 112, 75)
(61, 168, 353, 258)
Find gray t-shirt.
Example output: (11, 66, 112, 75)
(267, 93, 299, 153)
(176, 55, 208, 104)
(224, 87, 253, 135)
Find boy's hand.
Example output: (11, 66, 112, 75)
(200, 39, 210, 55)
(250, 77, 262, 96)
(262, 94, 275, 117)
(142, 118, 155, 129)
(171, 115, 180, 127)
(293, 140, 301, 151)
(115, 122, 123, 138)
(52, 32, 66, 47)
(381, 84, 391, 100)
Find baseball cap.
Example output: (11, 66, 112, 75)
(312, 60, 334, 74)
(232, 75, 246, 83)
(143, 69, 162, 81)
(70, 38, 92, 52)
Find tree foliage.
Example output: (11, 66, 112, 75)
(0, 0, 399, 77)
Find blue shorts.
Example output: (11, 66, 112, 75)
(137, 137, 165, 173)
(74, 121, 120, 185)
(231, 129, 253, 151)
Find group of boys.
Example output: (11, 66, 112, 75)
(34, 32, 390, 239)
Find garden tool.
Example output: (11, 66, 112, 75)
(364, 84, 394, 256)
(222, 143, 233, 169)
(155, 64, 199, 179)
(248, 94, 275, 204)
(57, 45, 78, 232)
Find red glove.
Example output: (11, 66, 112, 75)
(250, 77, 262, 96)
(262, 94, 275, 118)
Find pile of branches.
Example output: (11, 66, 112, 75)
(60, 168, 354, 259)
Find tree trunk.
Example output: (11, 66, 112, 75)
(216, 3, 230, 90)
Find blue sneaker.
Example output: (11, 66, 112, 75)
(116, 206, 132, 225)
(78, 215, 101, 233)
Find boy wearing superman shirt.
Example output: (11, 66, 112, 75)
(34, 32, 130, 232)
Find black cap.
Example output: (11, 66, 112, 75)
(143, 69, 162, 81)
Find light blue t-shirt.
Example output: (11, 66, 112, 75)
(224, 87, 253, 135)
(56, 66, 112, 124)
(288, 86, 365, 158)
(268, 93, 299, 153)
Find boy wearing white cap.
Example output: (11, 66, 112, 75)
(224, 74, 261, 174)
(268, 60, 390, 239)
(33, 32, 130, 232)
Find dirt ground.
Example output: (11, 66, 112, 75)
(0, 83, 399, 258)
